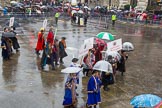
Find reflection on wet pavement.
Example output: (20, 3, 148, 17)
(0, 18, 161, 108)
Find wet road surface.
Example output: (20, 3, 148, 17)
(0, 18, 162, 108)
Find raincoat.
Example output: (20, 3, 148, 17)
(47, 31, 54, 45)
(35, 32, 45, 51)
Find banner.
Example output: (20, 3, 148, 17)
(107, 38, 122, 52)
(78, 37, 94, 57)
(9, 17, 14, 27)
(43, 19, 47, 29)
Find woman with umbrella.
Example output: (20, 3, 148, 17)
(62, 67, 81, 108)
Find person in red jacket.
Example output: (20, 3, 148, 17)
(46, 26, 54, 45)
(35, 28, 45, 55)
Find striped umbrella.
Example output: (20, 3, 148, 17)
(96, 32, 114, 41)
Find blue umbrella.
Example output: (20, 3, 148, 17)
(130, 94, 162, 108)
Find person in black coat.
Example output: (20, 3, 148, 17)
(59, 37, 67, 64)
(117, 50, 128, 76)
(9, 26, 20, 52)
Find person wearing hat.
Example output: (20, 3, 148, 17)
(63, 73, 77, 107)
(35, 28, 45, 55)
(87, 70, 101, 108)
(70, 58, 81, 96)
(59, 37, 67, 64)
(46, 26, 54, 45)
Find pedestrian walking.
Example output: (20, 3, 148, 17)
(55, 12, 60, 25)
(1, 27, 12, 58)
(82, 49, 95, 76)
(1, 36, 10, 60)
(59, 37, 67, 64)
(35, 28, 45, 55)
(9, 26, 20, 52)
(41, 42, 55, 70)
(111, 13, 117, 27)
(70, 58, 81, 96)
(63, 73, 77, 108)
(46, 26, 54, 45)
(101, 72, 114, 91)
(117, 50, 128, 76)
(86, 70, 101, 108)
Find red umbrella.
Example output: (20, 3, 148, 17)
(154, 101, 162, 108)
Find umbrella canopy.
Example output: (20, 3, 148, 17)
(84, 6, 89, 9)
(94, 6, 101, 9)
(93, 60, 113, 73)
(96, 32, 115, 41)
(78, 10, 84, 13)
(61, 67, 82, 73)
(2, 32, 16, 37)
(10, 1, 18, 4)
(71, 10, 77, 15)
(154, 101, 162, 108)
(130, 94, 162, 107)
(122, 42, 134, 51)
(105, 51, 121, 61)
(5, 20, 20, 28)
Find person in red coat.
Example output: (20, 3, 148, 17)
(35, 28, 45, 55)
(46, 26, 54, 45)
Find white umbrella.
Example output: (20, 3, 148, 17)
(84, 6, 89, 9)
(105, 51, 121, 61)
(122, 42, 134, 51)
(93, 60, 113, 73)
(10, 1, 18, 4)
(61, 67, 82, 73)
(71, 10, 77, 14)
(94, 6, 101, 9)
(78, 10, 84, 13)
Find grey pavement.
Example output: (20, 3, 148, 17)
(0, 17, 161, 108)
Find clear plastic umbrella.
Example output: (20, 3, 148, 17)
(93, 60, 113, 73)
(105, 51, 121, 61)
(61, 67, 82, 73)
(122, 42, 134, 51)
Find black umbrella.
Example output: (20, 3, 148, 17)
(5, 20, 20, 28)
